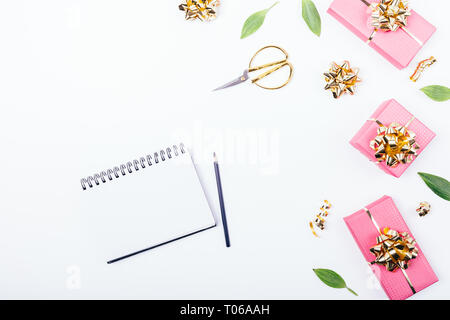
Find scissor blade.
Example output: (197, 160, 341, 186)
(213, 70, 249, 91)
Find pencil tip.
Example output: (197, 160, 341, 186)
(213, 152, 217, 161)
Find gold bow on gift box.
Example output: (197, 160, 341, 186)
(362, 0, 422, 45)
(370, 227, 418, 272)
(364, 208, 418, 294)
(369, 119, 420, 168)
(370, 0, 411, 32)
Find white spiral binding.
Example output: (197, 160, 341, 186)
(80, 143, 185, 190)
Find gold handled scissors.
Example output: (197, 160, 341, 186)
(213, 45, 294, 91)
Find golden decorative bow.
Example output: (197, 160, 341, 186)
(179, 0, 219, 21)
(324, 61, 361, 99)
(369, 120, 420, 167)
(370, 228, 418, 272)
(370, 0, 411, 32)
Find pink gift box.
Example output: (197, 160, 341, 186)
(350, 99, 436, 178)
(327, 0, 436, 69)
(344, 196, 438, 300)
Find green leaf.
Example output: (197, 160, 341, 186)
(420, 85, 450, 102)
(346, 287, 358, 296)
(313, 269, 346, 288)
(313, 269, 358, 296)
(240, 2, 279, 39)
(418, 172, 450, 201)
(302, 0, 321, 36)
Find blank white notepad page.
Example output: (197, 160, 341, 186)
(80, 145, 216, 263)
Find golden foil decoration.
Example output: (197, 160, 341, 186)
(410, 57, 437, 82)
(369, 120, 420, 168)
(370, 0, 411, 32)
(370, 227, 418, 272)
(324, 61, 361, 99)
(416, 201, 431, 217)
(179, 0, 219, 21)
(309, 200, 332, 237)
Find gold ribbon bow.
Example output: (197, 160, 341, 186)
(370, 0, 411, 32)
(364, 208, 417, 294)
(179, 0, 219, 21)
(369, 119, 420, 168)
(362, 0, 422, 45)
(370, 227, 418, 272)
(324, 61, 361, 99)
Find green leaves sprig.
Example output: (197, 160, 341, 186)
(418, 172, 450, 201)
(302, 0, 321, 36)
(313, 268, 358, 296)
(420, 85, 450, 102)
(240, 2, 279, 39)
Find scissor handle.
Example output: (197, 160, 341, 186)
(248, 59, 287, 72)
(248, 45, 293, 90)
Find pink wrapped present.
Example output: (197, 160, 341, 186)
(327, 0, 436, 69)
(350, 99, 435, 178)
(344, 196, 438, 300)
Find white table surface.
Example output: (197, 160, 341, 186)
(1, 0, 449, 299)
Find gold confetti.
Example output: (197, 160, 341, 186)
(179, 0, 219, 21)
(324, 61, 361, 99)
(310, 200, 332, 237)
(416, 201, 431, 217)
(410, 57, 437, 82)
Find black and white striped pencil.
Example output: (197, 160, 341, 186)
(213, 152, 231, 247)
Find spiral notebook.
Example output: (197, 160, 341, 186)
(80, 143, 216, 264)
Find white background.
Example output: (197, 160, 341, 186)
(0, 0, 449, 299)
